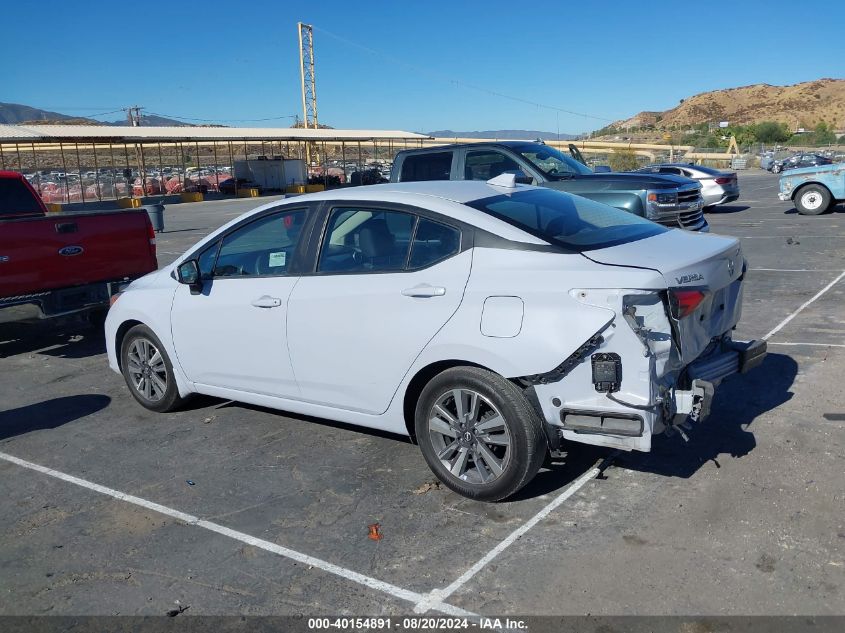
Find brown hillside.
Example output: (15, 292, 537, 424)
(613, 78, 845, 130)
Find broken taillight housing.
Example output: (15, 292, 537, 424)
(669, 289, 707, 319)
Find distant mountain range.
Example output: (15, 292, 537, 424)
(428, 129, 578, 140)
(0, 103, 190, 127)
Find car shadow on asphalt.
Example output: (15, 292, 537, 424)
(0, 394, 111, 441)
(707, 205, 750, 214)
(784, 204, 844, 215)
(0, 319, 106, 360)
(615, 352, 797, 479)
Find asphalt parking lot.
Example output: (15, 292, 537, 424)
(0, 171, 843, 618)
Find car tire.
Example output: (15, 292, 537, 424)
(414, 366, 547, 502)
(120, 324, 188, 413)
(772, 164, 782, 174)
(794, 185, 832, 216)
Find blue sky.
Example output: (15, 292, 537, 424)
(2, 1, 843, 134)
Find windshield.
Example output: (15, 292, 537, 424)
(466, 188, 666, 250)
(510, 143, 593, 178)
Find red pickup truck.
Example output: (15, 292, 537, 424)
(0, 170, 158, 322)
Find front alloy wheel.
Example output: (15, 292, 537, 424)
(415, 367, 547, 501)
(127, 337, 168, 402)
(120, 324, 187, 413)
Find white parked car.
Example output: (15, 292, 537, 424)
(106, 176, 766, 501)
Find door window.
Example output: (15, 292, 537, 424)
(409, 219, 460, 268)
(399, 152, 452, 181)
(464, 151, 521, 180)
(212, 209, 307, 278)
(658, 167, 683, 175)
(318, 208, 415, 273)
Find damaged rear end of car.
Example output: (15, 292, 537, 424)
(530, 230, 765, 453)
(465, 186, 766, 454)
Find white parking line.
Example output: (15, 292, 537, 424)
(763, 269, 845, 341)
(767, 341, 845, 348)
(412, 454, 614, 613)
(0, 450, 475, 617)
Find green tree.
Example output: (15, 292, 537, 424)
(751, 121, 791, 144)
(813, 122, 837, 145)
(608, 149, 639, 171)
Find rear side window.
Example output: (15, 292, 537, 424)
(399, 152, 452, 182)
(466, 188, 667, 251)
(319, 208, 414, 272)
(0, 177, 43, 215)
(409, 219, 460, 268)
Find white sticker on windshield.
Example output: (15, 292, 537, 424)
(269, 251, 286, 267)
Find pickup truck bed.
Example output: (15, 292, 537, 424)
(0, 171, 158, 320)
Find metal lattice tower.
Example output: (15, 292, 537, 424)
(298, 23, 318, 129)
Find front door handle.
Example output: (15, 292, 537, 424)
(401, 284, 446, 298)
(251, 295, 282, 308)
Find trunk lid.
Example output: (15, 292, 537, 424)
(584, 230, 745, 363)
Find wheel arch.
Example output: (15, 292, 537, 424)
(792, 181, 832, 201)
(114, 319, 143, 371)
(402, 359, 493, 441)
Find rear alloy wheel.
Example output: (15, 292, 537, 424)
(121, 324, 187, 413)
(795, 185, 831, 216)
(415, 367, 546, 502)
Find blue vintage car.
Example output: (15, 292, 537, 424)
(778, 162, 845, 215)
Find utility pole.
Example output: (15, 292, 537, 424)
(124, 106, 146, 193)
(124, 105, 143, 127)
(298, 23, 318, 165)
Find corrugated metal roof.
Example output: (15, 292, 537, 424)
(0, 124, 430, 143)
(0, 125, 44, 140)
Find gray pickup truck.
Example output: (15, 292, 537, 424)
(390, 141, 708, 231)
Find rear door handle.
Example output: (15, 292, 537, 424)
(401, 284, 446, 298)
(251, 295, 282, 308)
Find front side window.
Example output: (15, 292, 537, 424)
(466, 188, 666, 251)
(464, 151, 521, 180)
(197, 240, 220, 280)
(212, 209, 307, 278)
(399, 152, 452, 182)
(319, 208, 415, 273)
(510, 143, 593, 178)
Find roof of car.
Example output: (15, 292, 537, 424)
(292, 180, 535, 205)
(398, 140, 542, 152)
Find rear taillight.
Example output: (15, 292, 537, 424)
(714, 175, 735, 185)
(669, 289, 707, 319)
(146, 218, 158, 267)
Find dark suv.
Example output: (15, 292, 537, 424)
(390, 142, 708, 231)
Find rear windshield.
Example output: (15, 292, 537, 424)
(0, 177, 43, 215)
(466, 188, 667, 250)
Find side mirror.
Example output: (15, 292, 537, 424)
(507, 170, 533, 184)
(177, 260, 202, 292)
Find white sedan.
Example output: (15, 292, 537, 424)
(105, 176, 765, 501)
